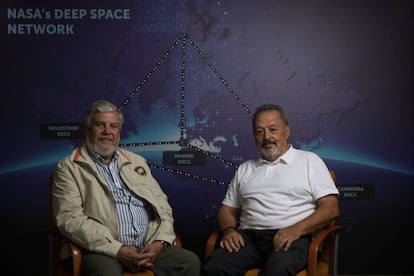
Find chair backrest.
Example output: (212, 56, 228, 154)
(329, 170, 336, 183)
(298, 169, 341, 276)
(318, 170, 338, 274)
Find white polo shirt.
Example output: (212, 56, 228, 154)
(222, 145, 339, 230)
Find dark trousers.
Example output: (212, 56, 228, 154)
(201, 229, 310, 276)
(64, 246, 201, 276)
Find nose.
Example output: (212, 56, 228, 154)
(263, 129, 271, 139)
(102, 124, 112, 133)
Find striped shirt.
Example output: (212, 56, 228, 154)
(91, 151, 149, 249)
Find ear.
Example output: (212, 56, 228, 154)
(285, 125, 290, 139)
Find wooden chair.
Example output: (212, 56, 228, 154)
(204, 171, 342, 276)
(49, 174, 182, 276)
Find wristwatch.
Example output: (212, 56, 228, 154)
(156, 240, 171, 249)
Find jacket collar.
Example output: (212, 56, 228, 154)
(73, 144, 132, 164)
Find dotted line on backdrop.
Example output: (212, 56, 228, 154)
(118, 33, 250, 184)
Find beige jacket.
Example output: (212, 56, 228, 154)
(51, 144, 175, 258)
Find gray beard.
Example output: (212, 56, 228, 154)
(260, 147, 280, 161)
(86, 140, 117, 158)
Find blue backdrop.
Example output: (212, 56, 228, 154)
(1, 1, 413, 275)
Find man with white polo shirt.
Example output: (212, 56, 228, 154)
(202, 104, 340, 276)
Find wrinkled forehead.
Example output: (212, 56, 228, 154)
(254, 110, 284, 126)
(92, 111, 120, 123)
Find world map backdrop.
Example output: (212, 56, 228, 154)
(1, 0, 413, 274)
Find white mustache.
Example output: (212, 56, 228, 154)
(261, 140, 276, 147)
(99, 135, 113, 141)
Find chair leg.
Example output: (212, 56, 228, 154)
(333, 233, 340, 276)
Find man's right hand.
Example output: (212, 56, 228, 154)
(117, 245, 154, 272)
(219, 229, 245, 253)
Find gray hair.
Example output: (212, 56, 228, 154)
(83, 100, 124, 129)
(252, 104, 289, 130)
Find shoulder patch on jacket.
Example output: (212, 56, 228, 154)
(135, 166, 147, 176)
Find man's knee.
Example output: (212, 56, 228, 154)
(261, 250, 307, 276)
(81, 253, 123, 276)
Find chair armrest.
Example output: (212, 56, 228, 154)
(173, 234, 182, 248)
(204, 231, 219, 260)
(306, 225, 343, 276)
(49, 224, 83, 276)
(65, 238, 82, 276)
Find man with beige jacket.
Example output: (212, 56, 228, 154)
(52, 100, 200, 276)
